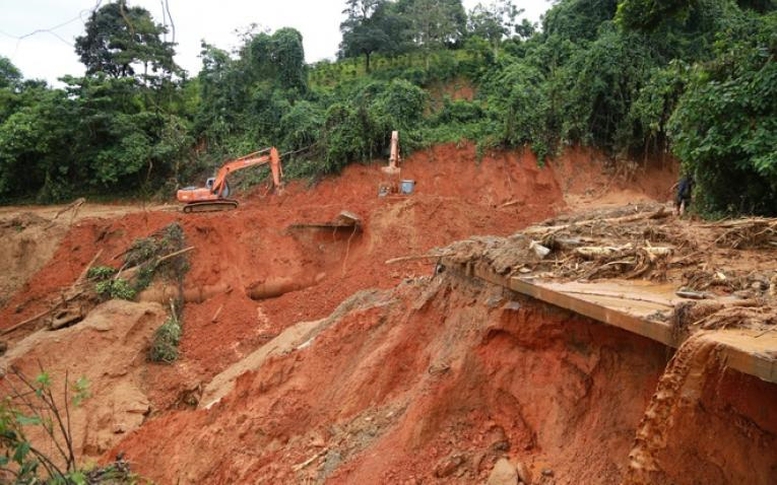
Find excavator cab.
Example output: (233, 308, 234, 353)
(204, 177, 229, 198)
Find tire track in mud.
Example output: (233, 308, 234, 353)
(625, 334, 722, 484)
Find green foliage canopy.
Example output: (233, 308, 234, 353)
(670, 10, 777, 215)
(75, 0, 178, 81)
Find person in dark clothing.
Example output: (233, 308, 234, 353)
(674, 175, 694, 215)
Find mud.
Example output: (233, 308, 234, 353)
(0, 300, 166, 463)
(104, 273, 668, 484)
(627, 334, 777, 484)
(103, 269, 777, 484)
(2, 144, 775, 484)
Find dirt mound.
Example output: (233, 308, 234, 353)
(1, 300, 166, 462)
(0, 211, 68, 306)
(106, 274, 670, 484)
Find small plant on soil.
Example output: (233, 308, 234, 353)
(124, 222, 190, 294)
(86, 266, 116, 281)
(89, 223, 189, 304)
(0, 366, 89, 482)
(148, 304, 182, 364)
(95, 278, 137, 301)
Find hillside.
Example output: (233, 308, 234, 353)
(3, 144, 776, 484)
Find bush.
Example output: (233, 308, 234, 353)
(148, 314, 182, 363)
(0, 367, 89, 482)
(87, 265, 116, 281)
(95, 278, 137, 301)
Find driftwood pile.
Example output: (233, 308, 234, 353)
(437, 203, 777, 289)
(429, 202, 777, 333)
(709, 218, 777, 249)
(670, 299, 777, 342)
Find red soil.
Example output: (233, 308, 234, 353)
(111, 276, 672, 484)
(9, 143, 772, 485)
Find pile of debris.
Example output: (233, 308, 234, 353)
(1, 223, 190, 340)
(431, 202, 777, 333)
(437, 203, 776, 288)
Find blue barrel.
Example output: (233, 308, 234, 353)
(400, 180, 415, 194)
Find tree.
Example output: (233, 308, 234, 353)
(552, 22, 657, 152)
(669, 11, 777, 215)
(262, 28, 307, 93)
(75, 0, 179, 81)
(0, 86, 80, 201)
(400, 0, 467, 67)
(0, 57, 24, 127)
(467, 1, 523, 60)
(194, 27, 308, 153)
(616, 0, 695, 31)
(339, 0, 408, 72)
(541, 0, 619, 42)
(238, 27, 308, 93)
(0, 56, 22, 90)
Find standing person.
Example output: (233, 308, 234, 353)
(673, 174, 694, 215)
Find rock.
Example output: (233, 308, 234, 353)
(486, 296, 504, 308)
(516, 461, 532, 484)
(487, 458, 518, 485)
(0, 340, 7, 355)
(472, 451, 486, 473)
(541, 468, 554, 477)
(486, 425, 510, 452)
(434, 454, 466, 478)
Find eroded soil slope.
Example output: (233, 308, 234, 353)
(112, 273, 671, 484)
(11, 143, 769, 485)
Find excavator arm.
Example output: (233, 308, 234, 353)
(209, 147, 282, 197)
(177, 146, 283, 212)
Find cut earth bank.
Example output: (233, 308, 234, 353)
(1, 143, 775, 484)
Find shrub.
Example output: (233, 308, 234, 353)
(95, 278, 137, 301)
(148, 313, 182, 363)
(86, 265, 116, 281)
(0, 367, 89, 482)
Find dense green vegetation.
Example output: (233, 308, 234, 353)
(0, 0, 775, 215)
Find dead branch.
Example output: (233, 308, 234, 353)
(292, 448, 329, 472)
(211, 304, 224, 323)
(118, 246, 195, 278)
(385, 252, 451, 265)
(524, 206, 670, 237)
(2, 308, 54, 335)
(75, 250, 103, 287)
(1, 250, 101, 336)
(499, 199, 523, 208)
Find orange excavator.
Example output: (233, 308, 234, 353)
(176, 147, 283, 213)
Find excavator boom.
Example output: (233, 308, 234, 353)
(177, 147, 282, 212)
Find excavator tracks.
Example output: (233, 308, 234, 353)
(182, 200, 239, 213)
